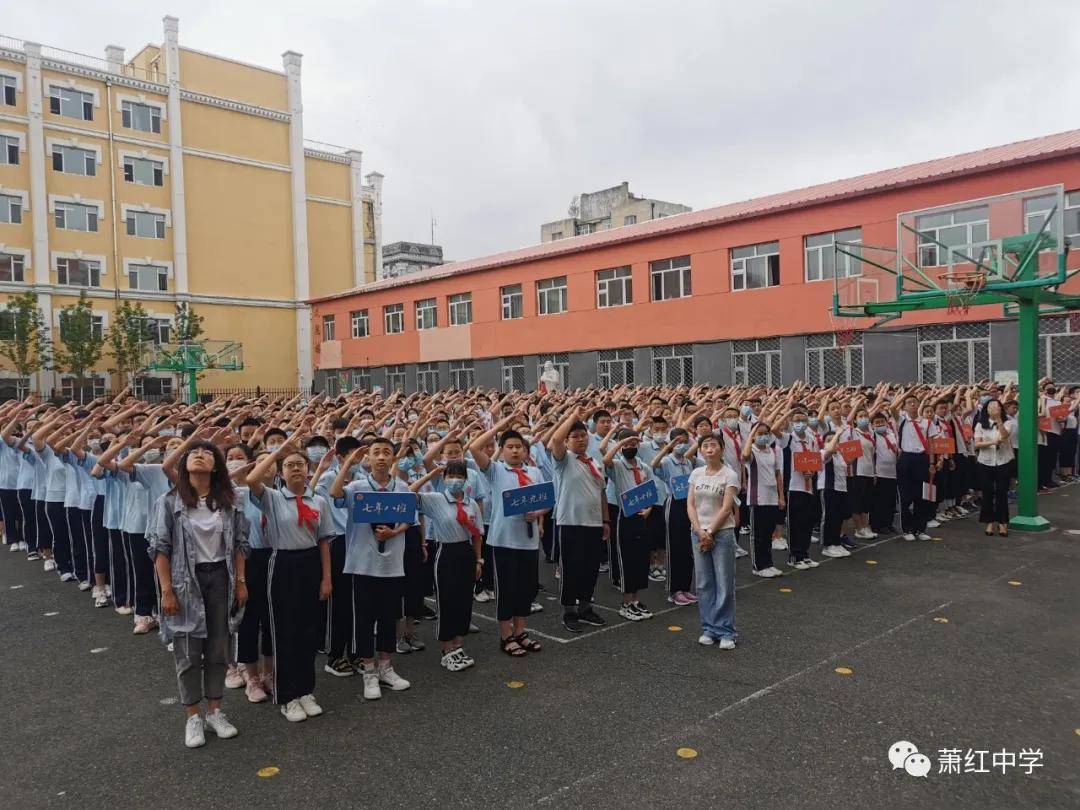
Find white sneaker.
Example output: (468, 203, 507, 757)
(456, 648, 475, 668)
(855, 528, 876, 539)
(717, 637, 736, 650)
(810, 533, 821, 544)
(184, 714, 206, 748)
(225, 665, 245, 689)
(619, 603, 645, 622)
(473, 589, 493, 603)
(739, 526, 750, 535)
(752, 567, 783, 578)
(280, 699, 307, 722)
(821, 546, 850, 558)
(92, 587, 108, 608)
(529, 601, 544, 614)
(78, 581, 91, 591)
(7, 541, 18, 553)
(789, 559, 810, 570)
(917, 532, 932, 541)
(361, 666, 382, 700)
(903, 533, 916, 542)
(734, 545, 749, 558)
(698, 634, 715, 646)
(204, 708, 238, 738)
(298, 694, 323, 717)
(771, 538, 788, 550)
(43, 558, 56, 572)
(802, 558, 820, 568)
(926, 519, 941, 529)
(441, 650, 470, 672)
(60, 572, 74, 582)
(377, 662, 411, 691)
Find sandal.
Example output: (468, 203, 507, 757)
(500, 636, 527, 657)
(514, 633, 542, 653)
(998, 528, 1008, 537)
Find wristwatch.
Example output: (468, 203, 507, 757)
(475, 558, 484, 565)
(236, 576, 246, 583)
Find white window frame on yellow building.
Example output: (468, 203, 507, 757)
(121, 203, 171, 239)
(47, 80, 101, 121)
(114, 92, 166, 133)
(46, 136, 103, 176)
(50, 194, 106, 232)
(117, 148, 168, 187)
(52, 250, 107, 288)
(122, 257, 173, 292)
(0, 245, 31, 284)
(0, 70, 23, 105)
(0, 188, 29, 224)
(0, 129, 26, 166)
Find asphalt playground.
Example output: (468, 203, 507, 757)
(1, 487, 1078, 809)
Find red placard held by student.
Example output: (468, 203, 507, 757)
(1049, 403, 1069, 420)
(793, 450, 823, 473)
(838, 439, 862, 464)
(1038, 416, 1052, 432)
(930, 436, 956, 456)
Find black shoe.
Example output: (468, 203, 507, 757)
(323, 657, 355, 677)
(562, 613, 585, 633)
(840, 536, 857, 551)
(577, 607, 606, 627)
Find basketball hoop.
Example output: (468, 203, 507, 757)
(939, 269, 986, 315)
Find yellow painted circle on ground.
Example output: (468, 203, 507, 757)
(1074, 728, 1080, 736)
(934, 617, 949, 624)
(834, 666, 854, 676)
(668, 625, 682, 632)
(1008, 580, 1022, 586)
(931, 536, 944, 542)
(865, 560, 878, 565)
(257, 767, 280, 778)
(676, 747, 698, 759)
(506, 680, 525, 689)
(778, 587, 793, 593)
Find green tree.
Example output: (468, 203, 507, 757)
(0, 292, 52, 387)
(173, 301, 204, 343)
(106, 300, 154, 384)
(53, 292, 105, 403)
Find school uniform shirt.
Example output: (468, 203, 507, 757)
(637, 439, 670, 502)
(233, 485, 267, 550)
(688, 465, 741, 531)
(782, 430, 820, 495)
(745, 443, 782, 506)
(873, 429, 899, 480)
(818, 448, 848, 493)
(252, 486, 335, 551)
(130, 464, 171, 509)
(61, 453, 81, 510)
(16, 445, 35, 492)
(417, 491, 484, 544)
(0, 439, 21, 490)
(41, 446, 68, 504)
(606, 454, 656, 512)
(1043, 396, 1063, 435)
(552, 449, 606, 527)
(655, 454, 700, 500)
(116, 470, 149, 536)
(720, 425, 744, 475)
(897, 415, 938, 455)
(340, 475, 412, 576)
(482, 460, 545, 549)
(974, 423, 1014, 467)
(102, 470, 125, 531)
(315, 463, 353, 537)
(846, 426, 876, 478)
(1006, 416, 1020, 451)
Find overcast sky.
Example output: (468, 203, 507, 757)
(9, 1, 1080, 261)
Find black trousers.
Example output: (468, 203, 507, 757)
(897, 452, 931, 534)
(67, 507, 90, 582)
(45, 502, 68, 572)
(434, 541, 475, 641)
(558, 525, 603, 610)
(665, 497, 693, 594)
(821, 490, 848, 547)
(615, 510, 651, 595)
(326, 535, 353, 659)
(237, 547, 273, 665)
(351, 574, 404, 658)
(870, 477, 898, 533)
(90, 497, 109, 577)
(19, 490, 35, 551)
(125, 532, 156, 616)
(0, 488, 23, 545)
(268, 547, 322, 704)
(750, 504, 781, 570)
(978, 463, 1011, 525)
(646, 505, 666, 552)
(787, 490, 820, 562)
(1038, 433, 1060, 487)
(475, 527, 494, 593)
(492, 546, 538, 621)
(109, 528, 130, 606)
(541, 510, 558, 562)
(402, 525, 426, 619)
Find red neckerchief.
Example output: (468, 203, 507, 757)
(576, 453, 603, 482)
(879, 430, 898, 455)
(631, 463, 643, 486)
(295, 496, 320, 535)
(507, 464, 531, 487)
(454, 499, 482, 540)
(908, 418, 929, 452)
(723, 427, 741, 458)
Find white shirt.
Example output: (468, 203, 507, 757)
(188, 498, 225, 564)
(975, 422, 1014, 467)
(689, 464, 740, 531)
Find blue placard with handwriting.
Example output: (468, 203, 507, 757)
(502, 482, 555, 517)
(620, 480, 658, 515)
(669, 474, 690, 500)
(352, 492, 417, 523)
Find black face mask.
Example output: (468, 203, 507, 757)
(621, 447, 638, 461)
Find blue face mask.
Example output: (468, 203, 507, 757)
(436, 429, 448, 438)
(808, 418, 820, 429)
(397, 457, 415, 472)
(874, 426, 889, 436)
(792, 421, 807, 434)
(740, 405, 753, 418)
(856, 417, 870, 429)
(755, 435, 770, 448)
(978, 395, 991, 406)
(674, 442, 689, 456)
(445, 478, 466, 496)
(307, 446, 328, 463)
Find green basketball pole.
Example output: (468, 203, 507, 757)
(1011, 295, 1050, 531)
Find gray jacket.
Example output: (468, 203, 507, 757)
(146, 490, 251, 639)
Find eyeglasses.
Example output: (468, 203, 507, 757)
(188, 448, 215, 457)
(282, 461, 308, 471)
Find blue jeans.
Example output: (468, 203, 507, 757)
(693, 528, 736, 640)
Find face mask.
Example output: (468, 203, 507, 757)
(874, 426, 889, 436)
(856, 418, 870, 429)
(621, 447, 638, 461)
(740, 405, 753, 418)
(142, 449, 161, 463)
(652, 432, 667, 442)
(88, 439, 102, 452)
(226, 459, 247, 474)
(445, 478, 466, 496)
(307, 446, 328, 463)
(723, 418, 738, 431)
(436, 429, 448, 438)
(674, 442, 689, 456)
(978, 395, 990, 406)
(408, 413, 419, 422)
(792, 421, 806, 434)
(808, 418, 820, 429)
(266, 443, 283, 453)
(158, 428, 176, 437)
(755, 435, 770, 448)
(397, 457, 415, 472)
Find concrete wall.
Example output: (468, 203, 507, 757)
(990, 319, 1019, 376)
(863, 329, 920, 384)
(693, 341, 732, 384)
(569, 351, 597, 389)
(634, 347, 654, 386)
(780, 336, 807, 385)
(475, 358, 501, 390)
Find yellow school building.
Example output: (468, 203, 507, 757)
(0, 16, 382, 397)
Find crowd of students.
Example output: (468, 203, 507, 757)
(0, 377, 1076, 748)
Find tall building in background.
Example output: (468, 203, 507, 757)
(0, 16, 383, 396)
(381, 241, 444, 280)
(541, 181, 690, 242)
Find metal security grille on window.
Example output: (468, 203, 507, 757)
(733, 339, 781, 386)
(502, 357, 525, 392)
(449, 360, 474, 390)
(806, 334, 863, 386)
(597, 348, 635, 387)
(385, 365, 406, 391)
(918, 325, 990, 384)
(536, 354, 569, 388)
(652, 344, 693, 386)
(417, 363, 439, 392)
(351, 370, 371, 391)
(1038, 316, 1080, 384)
(650, 257, 691, 301)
